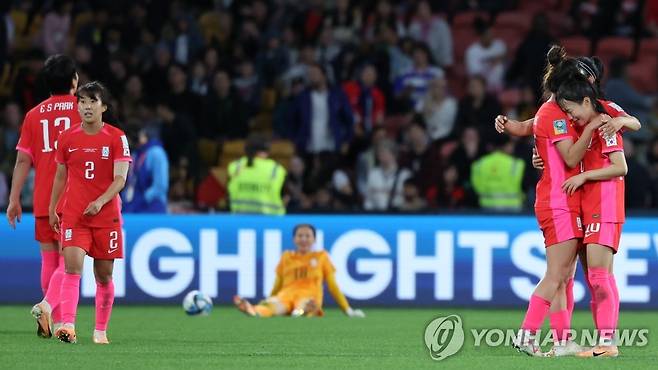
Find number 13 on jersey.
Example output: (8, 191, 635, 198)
(40, 117, 71, 152)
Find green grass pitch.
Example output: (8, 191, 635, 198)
(0, 305, 655, 369)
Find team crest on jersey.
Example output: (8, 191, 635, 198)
(310, 258, 318, 267)
(64, 229, 73, 241)
(553, 119, 567, 135)
(102, 146, 110, 159)
(605, 135, 618, 147)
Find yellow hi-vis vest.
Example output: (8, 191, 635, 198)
(228, 156, 287, 215)
(471, 151, 525, 211)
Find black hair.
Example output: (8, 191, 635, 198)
(244, 133, 270, 167)
(556, 79, 606, 115)
(76, 81, 119, 124)
(576, 56, 605, 97)
(293, 224, 316, 238)
(42, 54, 77, 95)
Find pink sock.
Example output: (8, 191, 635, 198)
(60, 273, 81, 324)
(95, 280, 115, 331)
(565, 278, 574, 317)
(45, 260, 65, 322)
(584, 272, 598, 327)
(588, 267, 615, 342)
(521, 294, 551, 333)
(550, 309, 571, 343)
(609, 274, 619, 330)
(40, 251, 59, 296)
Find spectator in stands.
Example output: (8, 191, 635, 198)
(143, 45, 172, 95)
(455, 75, 502, 143)
(407, 0, 453, 68)
(189, 60, 209, 96)
(256, 33, 290, 88)
(291, 63, 354, 155)
(123, 125, 170, 213)
(415, 76, 457, 141)
(164, 63, 201, 128)
(393, 43, 444, 110)
(171, 15, 204, 65)
(203, 70, 249, 140)
(233, 60, 261, 115)
(324, 0, 361, 45)
(399, 120, 441, 199)
(40, 0, 73, 56)
(605, 58, 656, 135)
(623, 138, 653, 208)
(381, 26, 413, 86)
(645, 0, 658, 36)
(399, 178, 427, 212)
(286, 155, 311, 212)
(356, 126, 388, 196)
(451, 126, 485, 189)
(0, 102, 21, 175)
(471, 135, 525, 212)
(342, 64, 386, 138)
(465, 17, 506, 92)
(364, 140, 411, 211)
(434, 164, 471, 209)
(155, 102, 197, 167)
(505, 13, 554, 100)
(611, 0, 643, 37)
(363, 0, 398, 42)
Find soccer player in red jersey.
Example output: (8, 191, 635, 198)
(557, 79, 638, 357)
(497, 47, 640, 356)
(48, 82, 131, 344)
(6, 55, 79, 338)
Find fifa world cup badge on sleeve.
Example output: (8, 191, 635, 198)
(553, 119, 567, 135)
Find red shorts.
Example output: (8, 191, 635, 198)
(584, 222, 622, 253)
(35, 216, 59, 244)
(536, 208, 583, 247)
(60, 223, 123, 259)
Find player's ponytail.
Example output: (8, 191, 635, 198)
(576, 56, 605, 99)
(244, 133, 270, 167)
(542, 45, 568, 95)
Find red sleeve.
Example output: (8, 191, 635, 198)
(601, 132, 624, 154)
(602, 100, 626, 118)
(15, 115, 34, 160)
(113, 131, 132, 162)
(55, 132, 68, 164)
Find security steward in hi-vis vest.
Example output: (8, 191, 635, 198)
(228, 135, 287, 215)
(471, 136, 525, 211)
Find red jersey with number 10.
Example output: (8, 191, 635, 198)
(55, 123, 131, 227)
(15, 95, 79, 217)
(533, 100, 582, 213)
(580, 100, 626, 224)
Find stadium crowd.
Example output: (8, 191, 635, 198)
(1, 0, 658, 213)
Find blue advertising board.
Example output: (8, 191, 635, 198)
(1, 214, 657, 308)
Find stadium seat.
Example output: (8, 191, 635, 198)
(494, 28, 523, 57)
(627, 58, 658, 93)
(220, 139, 245, 166)
(493, 11, 532, 34)
(595, 37, 635, 65)
(452, 28, 479, 63)
(498, 88, 521, 111)
(639, 37, 658, 59)
(269, 140, 295, 169)
(452, 11, 489, 29)
(559, 36, 591, 56)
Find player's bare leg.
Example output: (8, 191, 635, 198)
(93, 259, 115, 344)
(233, 296, 257, 316)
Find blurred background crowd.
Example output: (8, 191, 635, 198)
(1, 0, 658, 213)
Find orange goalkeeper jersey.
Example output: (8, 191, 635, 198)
(275, 250, 335, 305)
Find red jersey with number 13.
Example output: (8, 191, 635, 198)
(55, 123, 131, 227)
(15, 95, 78, 217)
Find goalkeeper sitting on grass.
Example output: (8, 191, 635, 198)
(234, 224, 365, 318)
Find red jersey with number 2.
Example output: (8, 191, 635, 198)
(15, 95, 78, 217)
(580, 100, 626, 224)
(55, 123, 131, 227)
(533, 100, 582, 213)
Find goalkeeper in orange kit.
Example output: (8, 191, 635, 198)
(233, 224, 365, 318)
